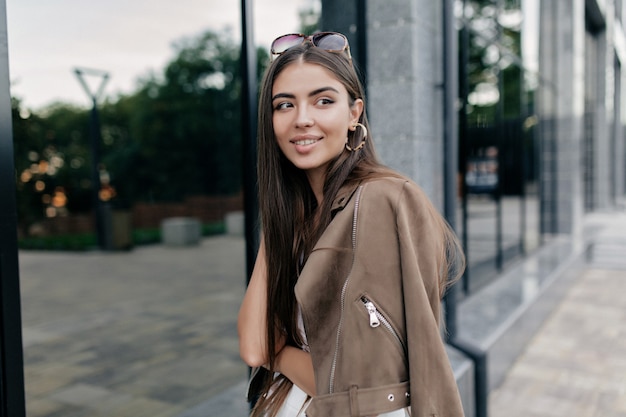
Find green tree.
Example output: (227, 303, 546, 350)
(298, 5, 320, 34)
(101, 29, 269, 203)
(13, 28, 271, 234)
(462, 0, 523, 124)
(13, 98, 91, 233)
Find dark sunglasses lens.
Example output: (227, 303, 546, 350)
(312, 33, 347, 51)
(272, 34, 305, 54)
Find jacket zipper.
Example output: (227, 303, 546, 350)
(328, 185, 363, 394)
(360, 296, 407, 355)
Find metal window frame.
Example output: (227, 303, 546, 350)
(0, 0, 26, 415)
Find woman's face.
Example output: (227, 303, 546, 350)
(271, 60, 362, 186)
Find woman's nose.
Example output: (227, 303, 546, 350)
(295, 107, 313, 128)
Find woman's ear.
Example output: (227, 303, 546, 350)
(350, 98, 364, 125)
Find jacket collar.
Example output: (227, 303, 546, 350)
(330, 181, 362, 213)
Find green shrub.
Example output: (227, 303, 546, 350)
(18, 221, 226, 251)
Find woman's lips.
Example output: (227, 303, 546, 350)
(290, 136, 322, 153)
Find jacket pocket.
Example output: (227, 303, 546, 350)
(358, 295, 407, 364)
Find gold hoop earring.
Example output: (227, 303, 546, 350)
(345, 122, 368, 152)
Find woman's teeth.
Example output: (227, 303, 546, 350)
(294, 139, 317, 145)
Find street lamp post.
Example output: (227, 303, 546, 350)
(73, 67, 109, 250)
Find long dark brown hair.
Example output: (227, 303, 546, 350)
(252, 42, 464, 417)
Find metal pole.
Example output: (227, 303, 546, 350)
(460, 0, 470, 294)
(448, 337, 489, 417)
(519, 55, 528, 256)
(240, 0, 260, 409)
(73, 68, 109, 250)
(495, 0, 504, 271)
(89, 99, 105, 249)
(444, 3, 489, 417)
(240, 0, 259, 283)
(356, 0, 368, 91)
(442, 0, 459, 339)
(0, 0, 26, 414)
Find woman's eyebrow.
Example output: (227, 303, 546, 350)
(271, 92, 295, 101)
(271, 86, 340, 102)
(309, 86, 339, 96)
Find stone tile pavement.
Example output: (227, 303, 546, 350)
(490, 211, 626, 417)
(489, 267, 626, 417)
(20, 236, 249, 417)
(18, 210, 626, 417)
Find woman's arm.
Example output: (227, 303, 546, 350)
(274, 346, 316, 396)
(238, 240, 317, 396)
(238, 240, 276, 367)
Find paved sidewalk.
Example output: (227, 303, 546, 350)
(20, 236, 249, 417)
(489, 211, 626, 417)
(18, 211, 626, 417)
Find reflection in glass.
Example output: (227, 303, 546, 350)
(458, 0, 541, 294)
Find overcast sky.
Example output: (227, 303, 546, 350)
(6, 0, 313, 110)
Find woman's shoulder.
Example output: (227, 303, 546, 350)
(352, 175, 431, 217)
(361, 174, 426, 199)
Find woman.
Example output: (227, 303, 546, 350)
(238, 32, 465, 417)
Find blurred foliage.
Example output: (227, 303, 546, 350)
(18, 232, 98, 251)
(460, 0, 539, 194)
(18, 221, 226, 251)
(461, 0, 525, 125)
(12, 28, 270, 235)
(13, 100, 92, 233)
(299, 5, 320, 35)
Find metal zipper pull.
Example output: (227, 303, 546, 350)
(363, 300, 380, 328)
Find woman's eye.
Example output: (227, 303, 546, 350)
(317, 98, 335, 106)
(274, 102, 292, 111)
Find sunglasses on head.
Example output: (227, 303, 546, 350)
(270, 32, 352, 60)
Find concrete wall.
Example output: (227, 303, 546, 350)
(538, 0, 586, 235)
(366, 0, 445, 209)
(321, 0, 445, 209)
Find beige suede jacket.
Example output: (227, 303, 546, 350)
(294, 177, 464, 417)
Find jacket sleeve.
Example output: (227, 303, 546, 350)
(395, 181, 465, 416)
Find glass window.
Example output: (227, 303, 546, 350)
(458, 0, 540, 294)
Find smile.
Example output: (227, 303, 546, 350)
(293, 139, 318, 145)
(290, 136, 321, 146)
